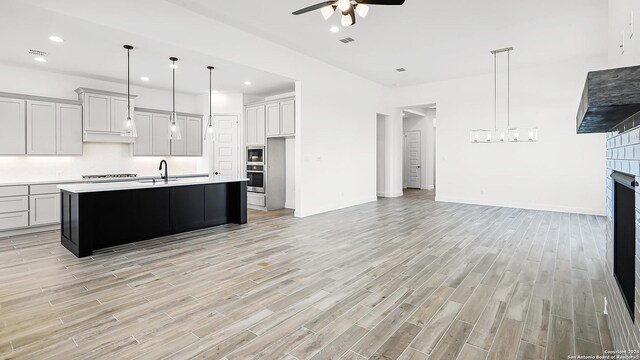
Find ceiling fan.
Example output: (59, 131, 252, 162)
(293, 0, 405, 27)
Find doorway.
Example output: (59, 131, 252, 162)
(211, 114, 241, 178)
(401, 105, 437, 195)
(404, 131, 421, 189)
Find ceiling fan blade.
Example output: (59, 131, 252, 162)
(356, 0, 405, 5)
(292, 1, 336, 15)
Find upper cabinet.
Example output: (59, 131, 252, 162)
(266, 103, 280, 137)
(186, 117, 203, 156)
(26, 101, 57, 155)
(56, 104, 83, 155)
(0, 97, 26, 155)
(246, 105, 266, 146)
(26, 100, 83, 156)
(132, 108, 202, 157)
(280, 99, 295, 136)
(76, 88, 136, 144)
(0, 94, 82, 156)
(247, 98, 295, 143)
(133, 111, 153, 156)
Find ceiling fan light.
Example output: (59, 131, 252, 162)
(320, 5, 335, 20)
(341, 13, 354, 27)
(337, 0, 351, 12)
(355, 4, 369, 18)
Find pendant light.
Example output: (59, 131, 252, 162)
(469, 47, 538, 143)
(168, 57, 182, 140)
(121, 45, 137, 137)
(204, 66, 215, 141)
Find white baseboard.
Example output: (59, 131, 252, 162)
(421, 185, 435, 190)
(0, 224, 59, 239)
(435, 196, 606, 216)
(295, 196, 378, 218)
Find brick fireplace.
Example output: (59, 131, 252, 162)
(604, 120, 640, 350)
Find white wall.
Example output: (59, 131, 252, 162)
(608, 0, 640, 67)
(377, 114, 386, 196)
(0, 63, 203, 182)
(403, 111, 436, 190)
(285, 138, 295, 209)
(392, 56, 608, 215)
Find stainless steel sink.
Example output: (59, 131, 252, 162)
(138, 179, 179, 184)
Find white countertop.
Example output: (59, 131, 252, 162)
(58, 176, 249, 193)
(0, 174, 209, 187)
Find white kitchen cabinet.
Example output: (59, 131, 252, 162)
(56, 104, 83, 155)
(0, 212, 29, 231)
(171, 116, 188, 156)
(26, 101, 82, 156)
(84, 93, 110, 132)
(29, 194, 60, 226)
(110, 96, 129, 134)
(186, 117, 203, 156)
(76, 88, 136, 143)
(280, 99, 295, 136)
(0, 196, 29, 214)
(246, 105, 266, 146)
(266, 103, 280, 137)
(0, 97, 26, 155)
(133, 112, 153, 156)
(26, 100, 57, 155)
(152, 113, 171, 156)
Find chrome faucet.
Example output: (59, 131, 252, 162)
(159, 160, 168, 183)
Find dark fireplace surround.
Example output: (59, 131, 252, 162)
(612, 171, 638, 322)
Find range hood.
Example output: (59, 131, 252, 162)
(577, 65, 640, 134)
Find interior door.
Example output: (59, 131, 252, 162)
(213, 114, 240, 179)
(404, 131, 421, 189)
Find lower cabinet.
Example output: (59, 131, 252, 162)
(0, 212, 29, 231)
(247, 192, 266, 207)
(29, 193, 61, 226)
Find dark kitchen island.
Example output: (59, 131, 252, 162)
(58, 177, 248, 258)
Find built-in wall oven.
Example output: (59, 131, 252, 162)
(247, 146, 265, 193)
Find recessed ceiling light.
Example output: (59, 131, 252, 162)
(33, 56, 47, 63)
(330, 26, 339, 33)
(244, 81, 252, 86)
(49, 35, 64, 43)
(140, 76, 149, 81)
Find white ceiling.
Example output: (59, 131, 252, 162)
(168, 0, 608, 87)
(0, 1, 294, 96)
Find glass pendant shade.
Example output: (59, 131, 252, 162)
(169, 113, 182, 140)
(355, 4, 369, 18)
(469, 129, 493, 143)
(204, 115, 214, 141)
(321, 5, 335, 20)
(121, 108, 137, 137)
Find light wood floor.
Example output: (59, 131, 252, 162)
(0, 190, 613, 359)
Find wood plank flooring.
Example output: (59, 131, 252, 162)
(0, 190, 613, 359)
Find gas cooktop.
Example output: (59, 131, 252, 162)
(81, 174, 138, 179)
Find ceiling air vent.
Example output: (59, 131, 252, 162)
(396, 68, 407, 72)
(339, 37, 355, 44)
(28, 49, 48, 57)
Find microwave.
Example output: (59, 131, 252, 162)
(247, 146, 265, 165)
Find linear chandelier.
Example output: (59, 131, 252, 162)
(470, 47, 538, 143)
